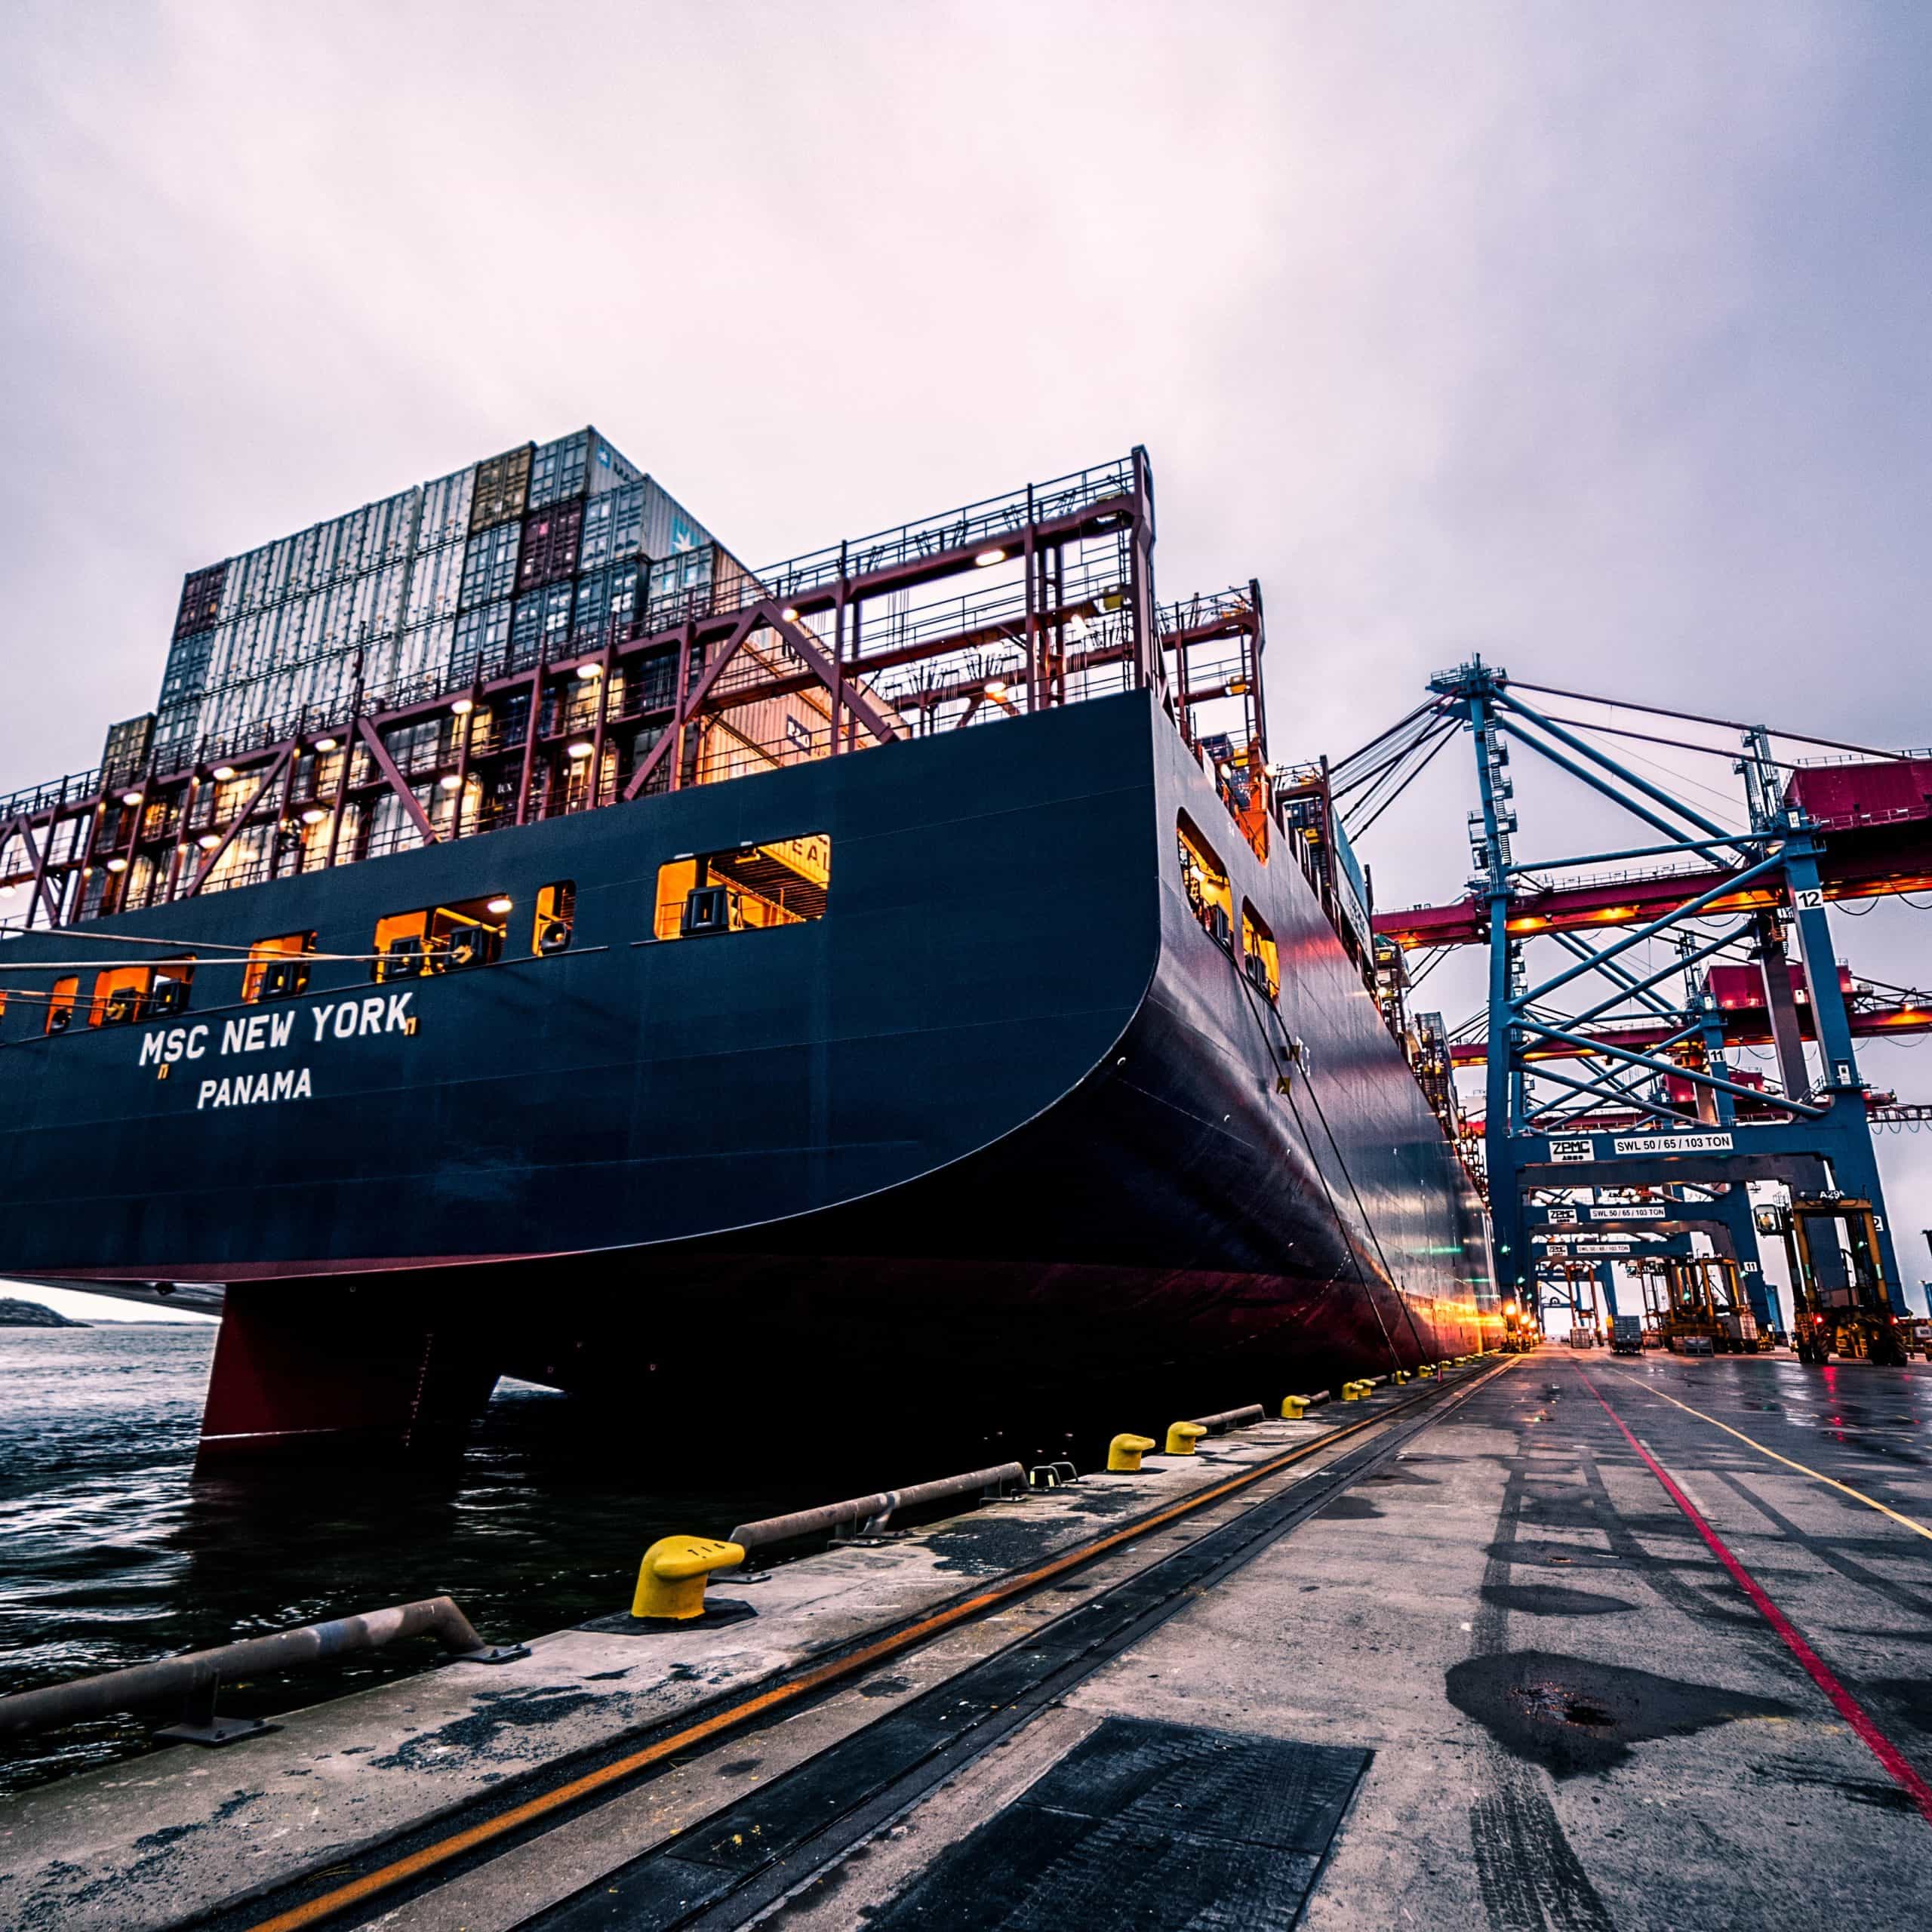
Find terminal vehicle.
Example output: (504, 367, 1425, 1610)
(1766, 1198, 1909, 1366)
(1500, 1304, 1540, 1352)
(1635, 1255, 1759, 1355)
(1610, 1314, 1644, 1355)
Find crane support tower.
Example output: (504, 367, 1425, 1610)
(1350, 660, 1932, 1366)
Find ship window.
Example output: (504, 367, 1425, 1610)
(534, 880, 576, 955)
(46, 976, 79, 1035)
(1177, 815, 1232, 945)
(655, 833, 832, 941)
(243, 932, 315, 1002)
(372, 895, 509, 980)
(90, 964, 153, 1026)
(151, 959, 195, 1016)
(1241, 900, 1280, 1001)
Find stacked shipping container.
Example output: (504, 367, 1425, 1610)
(149, 427, 736, 774)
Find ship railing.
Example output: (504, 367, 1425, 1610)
(2, 501, 1146, 818)
(748, 457, 1137, 609)
(0, 768, 102, 820)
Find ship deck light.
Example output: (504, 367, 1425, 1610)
(313, 736, 339, 753)
(106, 857, 128, 873)
(567, 741, 595, 759)
(984, 678, 1010, 700)
(451, 698, 475, 716)
(438, 773, 462, 791)
(486, 896, 513, 915)
(300, 808, 327, 825)
(211, 766, 237, 782)
(974, 548, 1006, 566)
(195, 834, 220, 851)
(120, 789, 143, 806)
(575, 662, 602, 679)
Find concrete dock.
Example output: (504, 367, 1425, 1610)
(3, 1351, 1929, 1930)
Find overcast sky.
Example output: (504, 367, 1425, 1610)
(5, 2, 1932, 1303)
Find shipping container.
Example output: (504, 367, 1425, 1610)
(644, 542, 757, 629)
(639, 477, 714, 561)
(571, 561, 645, 648)
(452, 598, 512, 681)
(392, 619, 457, 692)
(368, 489, 421, 571)
(528, 426, 641, 511)
(516, 500, 583, 592)
(469, 444, 535, 533)
(460, 521, 522, 608)
(509, 580, 575, 666)
(578, 481, 645, 571)
(152, 703, 199, 769)
(405, 540, 467, 629)
(159, 629, 217, 709)
(174, 563, 226, 641)
(100, 715, 155, 792)
(137, 429, 697, 777)
(418, 467, 476, 550)
(227, 534, 297, 618)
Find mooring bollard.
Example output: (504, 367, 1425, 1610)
(1164, 1420, 1208, 1456)
(1280, 1395, 1310, 1420)
(632, 1536, 746, 1623)
(1108, 1432, 1157, 1472)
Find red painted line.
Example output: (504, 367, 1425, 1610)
(1577, 1364, 1932, 1829)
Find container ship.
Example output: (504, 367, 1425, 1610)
(0, 437, 1494, 1457)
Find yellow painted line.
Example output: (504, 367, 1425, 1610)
(1605, 1369, 1932, 1544)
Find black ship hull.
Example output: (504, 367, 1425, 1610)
(0, 692, 1492, 1454)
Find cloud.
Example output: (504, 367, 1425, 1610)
(2, 1, 1928, 1242)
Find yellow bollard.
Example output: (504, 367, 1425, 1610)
(1280, 1395, 1309, 1420)
(1108, 1432, 1157, 1472)
(1341, 1381, 1364, 1401)
(630, 1535, 746, 1622)
(1393, 1370, 1410, 1385)
(1164, 1420, 1208, 1456)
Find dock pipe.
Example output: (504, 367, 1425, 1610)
(728, 1462, 1025, 1554)
(0, 1596, 499, 1740)
(1192, 1404, 1265, 1434)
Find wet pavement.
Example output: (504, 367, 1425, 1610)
(8, 1352, 1930, 1930)
(784, 1350, 1932, 1932)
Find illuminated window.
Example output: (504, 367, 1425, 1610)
(372, 896, 509, 980)
(90, 964, 153, 1026)
(655, 834, 831, 941)
(534, 881, 576, 954)
(1177, 815, 1232, 946)
(243, 932, 315, 1002)
(1241, 900, 1280, 1001)
(46, 976, 79, 1035)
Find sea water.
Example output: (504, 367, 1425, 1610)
(0, 1322, 793, 1795)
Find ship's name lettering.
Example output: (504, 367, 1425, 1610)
(198, 1068, 313, 1110)
(134, 995, 414, 1068)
